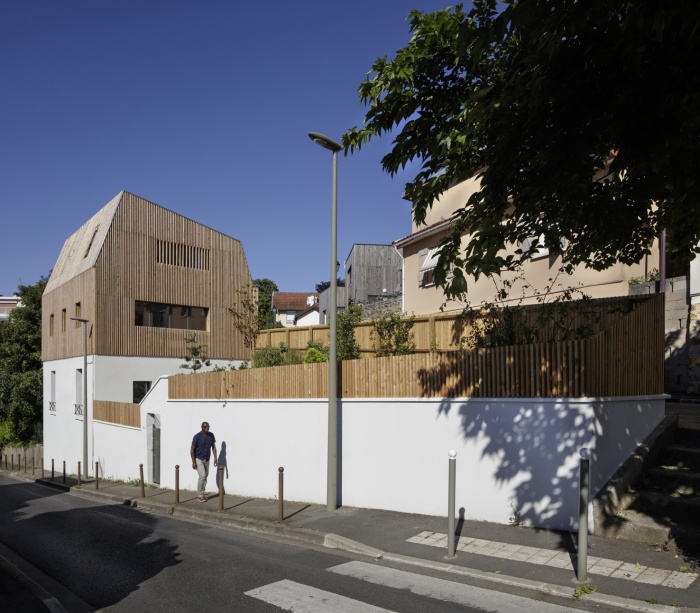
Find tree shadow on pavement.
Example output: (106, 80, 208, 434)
(0, 481, 181, 610)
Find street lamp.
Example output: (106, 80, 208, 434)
(71, 317, 89, 479)
(309, 131, 342, 512)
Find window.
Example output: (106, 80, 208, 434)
(61, 309, 66, 332)
(286, 312, 295, 324)
(50, 371, 56, 413)
(50, 314, 54, 336)
(156, 240, 210, 271)
(75, 368, 83, 417)
(84, 225, 100, 258)
(135, 301, 207, 331)
(133, 381, 152, 404)
(74, 302, 81, 327)
(418, 246, 442, 287)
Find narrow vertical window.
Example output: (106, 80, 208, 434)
(61, 309, 66, 333)
(74, 302, 81, 327)
(50, 314, 55, 336)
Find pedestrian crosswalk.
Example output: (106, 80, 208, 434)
(245, 561, 582, 612)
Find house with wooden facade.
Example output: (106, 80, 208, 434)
(394, 177, 661, 316)
(344, 244, 402, 308)
(42, 191, 253, 480)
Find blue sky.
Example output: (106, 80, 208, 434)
(1, 0, 455, 296)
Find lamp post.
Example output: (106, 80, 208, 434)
(309, 131, 342, 512)
(71, 317, 89, 479)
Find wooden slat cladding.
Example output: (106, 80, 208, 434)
(43, 191, 253, 361)
(256, 294, 651, 356)
(171, 295, 664, 400)
(93, 400, 140, 428)
(42, 269, 97, 361)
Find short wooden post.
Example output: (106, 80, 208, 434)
(51, 458, 55, 480)
(278, 467, 284, 521)
(77, 462, 81, 486)
(24, 452, 27, 474)
(62, 460, 66, 483)
(175, 465, 180, 504)
(11, 454, 14, 471)
(139, 464, 145, 498)
(95, 462, 99, 489)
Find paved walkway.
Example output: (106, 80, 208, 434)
(1, 467, 699, 612)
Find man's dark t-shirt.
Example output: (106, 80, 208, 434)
(192, 431, 216, 461)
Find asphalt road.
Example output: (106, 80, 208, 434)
(0, 475, 595, 612)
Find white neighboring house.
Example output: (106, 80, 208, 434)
(271, 292, 319, 327)
(42, 191, 253, 482)
(0, 295, 21, 322)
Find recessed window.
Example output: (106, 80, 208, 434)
(156, 240, 210, 270)
(61, 309, 66, 332)
(74, 302, 81, 327)
(133, 381, 152, 404)
(50, 314, 55, 336)
(135, 301, 207, 331)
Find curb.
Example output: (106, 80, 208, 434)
(0, 552, 67, 613)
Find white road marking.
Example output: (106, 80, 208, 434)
(329, 561, 581, 613)
(245, 579, 396, 612)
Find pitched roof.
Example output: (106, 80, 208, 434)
(272, 292, 319, 311)
(44, 192, 122, 293)
(393, 216, 456, 249)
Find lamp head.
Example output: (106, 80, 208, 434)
(70, 317, 89, 323)
(308, 132, 342, 153)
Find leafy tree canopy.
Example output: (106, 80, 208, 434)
(315, 278, 346, 293)
(344, 0, 700, 298)
(0, 275, 48, 445)
(253, 278, 279, 329)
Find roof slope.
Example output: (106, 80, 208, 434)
(44, 192, 122, 293)
(272, 292, 319, 311)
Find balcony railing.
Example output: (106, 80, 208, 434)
(74, 404, 83, 416)
(49, 401, 56, 413)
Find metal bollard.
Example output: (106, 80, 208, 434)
(448, 450, 457, 558)
(63, 461, 66, 483)
(32, 457, 35, 475)
(278, 467, 284, 522)
(24, 453, 27, 474)
(175, 465, 180, 504)
(139, 464, 145, 498)
(218, 466, 224, 511)
(51, 458, 55, 480)
(95, 462, 99, 489)
(78, 462, 81, 486)
(41, 458, 44, 479)
(11, 454, 14, 471)
(578, 447, 591, 583)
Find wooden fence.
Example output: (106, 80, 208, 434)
(93, 400, 141, 428)
(255, 295, 652, 357)
(170, 294, 663, 400)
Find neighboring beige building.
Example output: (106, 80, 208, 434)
(0, 295, 21, 322)
(394, 177, 660, 315)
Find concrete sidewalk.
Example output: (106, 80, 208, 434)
(2, 468, 699, 612)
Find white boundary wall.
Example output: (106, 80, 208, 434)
(43, 371, 665, 532)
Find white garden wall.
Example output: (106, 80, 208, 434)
(44, 370, 665, 532)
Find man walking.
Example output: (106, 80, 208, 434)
(191, 421, 217, 502)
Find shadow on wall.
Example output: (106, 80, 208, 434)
(1, 481, 180, 608)
(417, 352, 654, 534)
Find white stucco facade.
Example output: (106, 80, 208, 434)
(43, 371, 665, 532)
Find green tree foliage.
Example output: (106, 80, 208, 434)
(315, 278, 346, 293)
(337, 304, 363, 360)
(371, 312, 416, 357)
(254, 278, 279, 330)
(180, 334, 211, 372)
(228, 285, 261, 351)
(344, 1, 700, 299)
(252, 343, 303, 368)
(0, 276, 48, 446)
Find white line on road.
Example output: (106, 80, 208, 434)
(328, 561, 582, 613)
(244, 579, 396, 612)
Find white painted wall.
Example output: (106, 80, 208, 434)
(44, 370, 665, 532)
